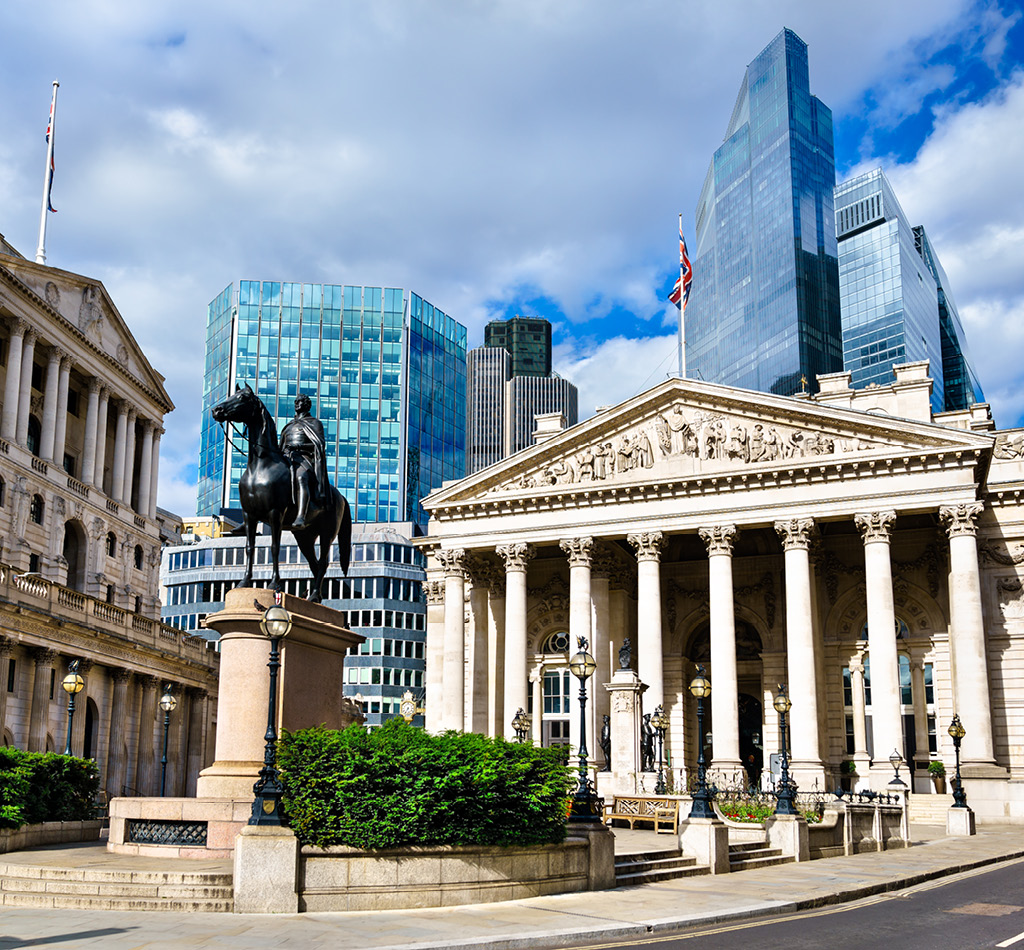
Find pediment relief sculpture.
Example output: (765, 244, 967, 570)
(485, 402, 899, 494)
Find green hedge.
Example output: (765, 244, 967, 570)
(0, 748, 100, 829)
(278, 720, 575, 850)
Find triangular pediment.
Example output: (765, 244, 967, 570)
(0, 254, 173, 411)
(427, 377, 993, 510)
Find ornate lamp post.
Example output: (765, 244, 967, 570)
(511, 707, 530, 743)
(567, 636, 599, 821)
(948, 714, 968, 808)
(159, 684, 177, 796)
(250, 602, 293, 826)
(61, 660, 85, 756)
(651, 705, 668, 795)
(688, 665, 715, 818)
(888, 748, 906, 788)
(773, 684, 798, 815)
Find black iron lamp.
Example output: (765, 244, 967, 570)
(250, 601, 293, 826)
(888, 748, 906, 787)
(948, 714, 968, 808)
(651, 704, 668, 795)
(688, 665, 715, 818)
(61, 660, 85, 756)
(511, 707, 531, 743)
(773, 684, 798, 815)
(158, 684, 177, 796)
(567, 636, 600, 821)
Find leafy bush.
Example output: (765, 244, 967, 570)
(717, 798, 775, 823)
(839, 760, 857, 775)
(928, 760, 945, 776)
(278, 720, 575, 850)
(0, 748, 99, 829)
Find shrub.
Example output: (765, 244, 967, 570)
(716, 797, 775, 823)
(928, 760, 945, 777)
(278, 720, 575, 850)
(839, 760, 857, 775)
(0, 747, 99, 829)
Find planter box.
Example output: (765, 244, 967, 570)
(0, 820, 103, 854)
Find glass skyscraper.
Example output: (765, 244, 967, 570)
(835, 169, 984, 413)
(686, 28, 842, 396)
(198, 281, 467, 528)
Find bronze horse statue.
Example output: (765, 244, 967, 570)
(211, 384, 351, 601)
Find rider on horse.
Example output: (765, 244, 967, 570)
(280, 394, 330, 530)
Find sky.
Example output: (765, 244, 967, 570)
(1, 0, 1023, 516)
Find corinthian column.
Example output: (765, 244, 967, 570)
(122, 410, 138, 506)
(424, 580, 445, 733)
(0, 637, 13, 743)
(15, 329, 37, 446)
(1, 321, 27, 441)
(627, 532, 666, 716)
(137, 421, 154, 517)
(148, 428, 163, 518)
(497, 542, 534, 740)
(111, 402, 129, 502)
(94, 388, 110, 491)
(699, 524, 742, 775)
(486, 570, 506, 738)
(855, 510, 902, 786)
(849, 655, 870, 778)
(40, 347, 62, 460)
(105, 668, 132, 798)
(28, 646, 57, 752)
(939, 502, 996, 766)
(52, 355, 72, 470)
(134, 674, 158, 795)
(560, 537, 593, 760)
(437, 548, 467, 732)
(775, 518, 824, 786)
(81, 380, 101, 486)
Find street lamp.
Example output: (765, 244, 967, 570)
(567, 636, 600, 821)
(250, 601, 292, 826)
(888, 748, 906, 788)
(773, 684, 798, 815)
(61, 660, 85, 756)
(948, 714, 968, 808)
(650, 705, 668, 795)
(688, 665, 715, 818)
(511, 707, 530, 743)
(159, 684, 177, 796)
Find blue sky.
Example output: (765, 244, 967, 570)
(1, 1, 1022, 515)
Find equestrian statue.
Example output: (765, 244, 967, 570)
(211, 385, 351, 601)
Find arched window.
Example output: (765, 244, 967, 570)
(134, 545, 143, 569)
(29, 494, 44, 525)
(106, 532, 117, 557)
(539, 630, 570, 654)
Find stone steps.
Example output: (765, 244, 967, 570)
(908, 792, 953, 823)
(728, 841, 794, 872)
(0, 859, 234, 912)
(615, 849, 708, 887)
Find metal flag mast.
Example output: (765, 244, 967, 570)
(36, 80, 59, 265)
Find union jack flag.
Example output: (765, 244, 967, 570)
(45, 101, 56, 213)
(668, 223, 692, 308)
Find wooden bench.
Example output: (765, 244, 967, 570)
(603, 796, 680, 834)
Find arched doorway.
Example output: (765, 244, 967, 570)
(62, 520, 87, 591)
(84, 697, 98, 760)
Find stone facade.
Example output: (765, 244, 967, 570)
(421, 362, 1024, 821)
(0, 243, 218, 796)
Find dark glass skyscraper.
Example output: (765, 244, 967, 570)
(686, 28, 842, 395)
(484, 316, 552, 378)
(198, 281, 466, 528)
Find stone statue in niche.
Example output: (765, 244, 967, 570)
(599, 715, 611, 770)
(640, 714, 655, 771)
(618, 636, 632, 670)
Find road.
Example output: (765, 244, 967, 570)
(557, 857, 1024, 950)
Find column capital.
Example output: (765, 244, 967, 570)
(22, 328, 37, 347)
(110, 667, 132, 684)
(424, 579, 446, 606)
(186, 685, 208, 700)
(8, 318, 27, 340)
(47, 346, 66, 365)
(59, 353, 73, 372)
(436, 548, 467, 578)
(88, 377, 103, 396)
(774, 518, 815, 551)
(854, 510, 896, 543)
(126, 407, 138, 424)
(0, 635, 13, 657)
(73, 658, 94, 676)
(849, 658, 865, 675)
(30, 646, 58, 666)
(698, 524, 737, 557)
(135, 673, 158, 690)
(465, 556, 504, 594)
(939, 502, 984, 538)
(627, 531, 666, 562)
(559, 537, 593, 568)
(496, 542, 535, 573)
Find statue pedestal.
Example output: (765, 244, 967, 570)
(598, 668, 647, 798)
(109, 589, 364, 858)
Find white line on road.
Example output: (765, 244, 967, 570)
(996, 931, 1024, 948)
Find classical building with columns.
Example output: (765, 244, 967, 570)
(421, 361, 1024, 821)
(0, 236, 218, 798)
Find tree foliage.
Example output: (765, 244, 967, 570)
(0, 748, 100, 829)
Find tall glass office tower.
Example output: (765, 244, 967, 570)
(834, 169, 983, 413)
(686, 28, 842, 395)
(198, 281, 467, 528)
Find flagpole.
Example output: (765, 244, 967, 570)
(678, 213, 687, 379)
(36, 80, 59, 265)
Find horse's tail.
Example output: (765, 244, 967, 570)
(337, 490, 353, 576)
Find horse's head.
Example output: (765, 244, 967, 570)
(211, 383, 260, 425)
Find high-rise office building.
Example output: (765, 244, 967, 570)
(466, 347, 510, 473)
(835, 168, 984, 413)
(505, 375, 578, 457)
(484, 316, 552, 378)
(198, 281, 467, 528)
(686, 28, 842, 396)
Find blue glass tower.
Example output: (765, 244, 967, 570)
(198, 281, 467, 527)
(835, 169, 984, 413)
(686, 28, 842, 395)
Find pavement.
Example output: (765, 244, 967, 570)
(2, 822, 1024, 950)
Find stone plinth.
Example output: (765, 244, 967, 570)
(197, 588, 364, 799)
(234, 826, 300, 913)
(765, 813, 810, 861)
(947, 806, 977, 836)
(599, 667, 646, 798)
(678, 816, 730, 874)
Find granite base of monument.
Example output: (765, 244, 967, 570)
(108, 589, 363, 858)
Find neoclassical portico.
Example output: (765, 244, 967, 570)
(421, 366, 1024, 816)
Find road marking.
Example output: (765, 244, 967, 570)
(996, 931, 1024, 948)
